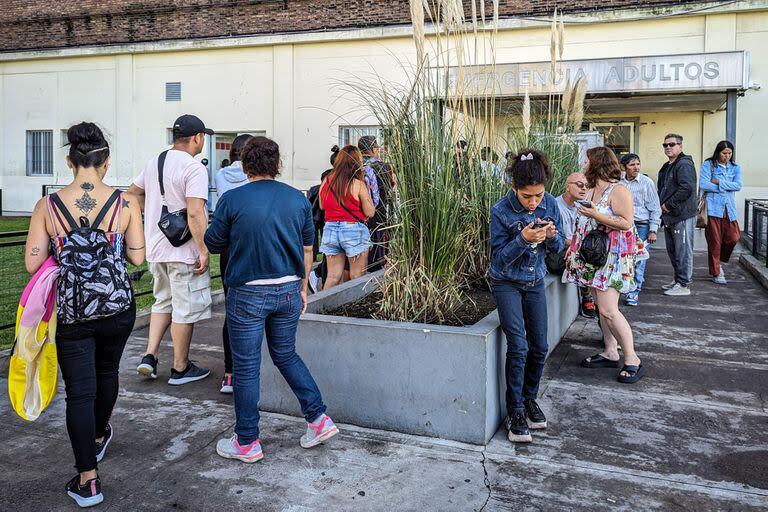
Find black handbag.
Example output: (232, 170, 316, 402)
(156, 150, 193, 247)
(579, 225, 610, 267)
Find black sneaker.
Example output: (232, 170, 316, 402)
(137, 354, 158, 379)
(524, 399, 547, 429)
(168, 361, 211, 386)
(505, 410, 532, 443)
(95, 423, 113, 463)
(66, 475, 103, 508)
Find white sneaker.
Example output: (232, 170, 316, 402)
(216, 434, 263, 463)
(712, 270, 727, 285)
(662, 280, 677, 290)
(664, 283, 691, 296)
(308, 271, 320, 294)
(300, 414, 339, 449)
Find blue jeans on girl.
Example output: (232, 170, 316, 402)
(491, 279, 548, 414)
(227, 280, 326, 444)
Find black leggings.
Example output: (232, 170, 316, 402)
(221, 251, 233, 374)
(56, 305, 136, 473)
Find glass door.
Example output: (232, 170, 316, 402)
(589, 122, 635, 159)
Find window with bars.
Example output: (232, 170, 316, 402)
(26, 130, 54, 176)
(339, 125, 383, 148)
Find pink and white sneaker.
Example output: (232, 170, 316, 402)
(300, 414, 339, 449)
(216, 434, 263, 463)
(220, 374, 233, 394)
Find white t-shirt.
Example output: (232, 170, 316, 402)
(133, 149, 209, 264)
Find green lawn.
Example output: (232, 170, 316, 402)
(0, 216, 31, 232)
(0, 219, 222, 350)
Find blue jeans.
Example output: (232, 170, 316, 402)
(634, 223, 651, 293)
(227, 280, 326, 444)
(491, 279, 548, 414)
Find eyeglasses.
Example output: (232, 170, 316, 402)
(568, 181, 586, 189)
(662, 142, 678, 148)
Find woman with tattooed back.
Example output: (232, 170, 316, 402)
(24, 122, 145, 508)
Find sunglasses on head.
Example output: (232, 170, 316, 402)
(568, 181, 586, 189)
(662, 142, 678, 148)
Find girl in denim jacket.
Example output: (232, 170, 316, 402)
(490, 149, 564, 443)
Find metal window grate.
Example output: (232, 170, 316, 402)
(339, 125, 382, 147)
(165, 82, 182, 102)
(26, 130, 53, 176)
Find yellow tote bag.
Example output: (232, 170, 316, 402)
(8, 257, 59, 421)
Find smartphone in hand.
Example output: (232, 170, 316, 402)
(532, 220, 550, 229)
(577, 200, 593, 208)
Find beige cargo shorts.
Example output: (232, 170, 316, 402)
(149, 262, 212, 324)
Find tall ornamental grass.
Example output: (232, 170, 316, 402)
(353, 3, 585, 324)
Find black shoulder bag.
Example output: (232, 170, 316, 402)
(157, 150, 194, 247)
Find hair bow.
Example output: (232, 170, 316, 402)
(520, 153, 534, 161)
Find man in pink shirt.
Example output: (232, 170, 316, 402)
(128, 114, 213, 385)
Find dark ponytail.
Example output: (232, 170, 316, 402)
(67, 122, 110, 169)
(507, 148, 552, 188)
(330, 145, 340, 166)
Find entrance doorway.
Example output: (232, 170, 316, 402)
(589, 122, 635, 159)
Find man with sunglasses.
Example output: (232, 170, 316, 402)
(554, 172, 597, 318)
(658, 133, 698, 296)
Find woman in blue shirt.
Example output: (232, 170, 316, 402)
(699, 140, 742, 285)
(205, 137, 339, 463)
(490, 149, 564, 444)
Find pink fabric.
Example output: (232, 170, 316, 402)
(234, 436, 261, 454)
(309, 416, 328, 433)
(133, 149, 209, 264)
(20, 257, 59, 327)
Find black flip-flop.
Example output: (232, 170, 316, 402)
(581, 353, 621, 368)
(617, 364, 645, 384)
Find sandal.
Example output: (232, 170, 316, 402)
(617, 364, 645, 384)
(581, 353, 620, 368)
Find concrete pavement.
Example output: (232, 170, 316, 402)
(1, 242, 767, 511)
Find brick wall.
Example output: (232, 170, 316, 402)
(0, 0, 695, 52)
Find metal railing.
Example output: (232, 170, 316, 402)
(0, 229, 222, 346)
(743, 199, 768, 267)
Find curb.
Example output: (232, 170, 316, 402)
(739, 253, 768, 291)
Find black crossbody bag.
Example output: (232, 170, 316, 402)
(157, 150, 193, 247)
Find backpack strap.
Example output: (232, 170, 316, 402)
(157, 150, 170, 198)
(92, 190, 122, 231)
(49, 193, 78, 234)
(106, 192, 123, 232)
(45, 196, 61, 238)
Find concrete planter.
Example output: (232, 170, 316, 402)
(258, 270, 578, 445)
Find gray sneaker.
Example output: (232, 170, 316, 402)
(662, 280, 677, 290)
(664, 283, 691, 296)
(168, 362, 211, 385)
(712, 270, 727, 285)
(300, 414, 339, 448)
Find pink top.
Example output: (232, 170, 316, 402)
(133, 149, 209, 264)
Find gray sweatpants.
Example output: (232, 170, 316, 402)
(664, 216, 695, 287)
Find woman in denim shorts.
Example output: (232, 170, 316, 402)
(319, 145, 376, 289)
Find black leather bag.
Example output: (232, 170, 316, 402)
(156, 150, 193, 247)
(579, 226, 610, 267)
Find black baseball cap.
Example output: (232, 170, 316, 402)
(172, 114, 214, 137)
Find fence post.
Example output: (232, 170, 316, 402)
(744, 199, 749, 235)
(753, 206, 759, 258)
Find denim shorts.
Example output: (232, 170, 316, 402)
(320, 221, 372, 258)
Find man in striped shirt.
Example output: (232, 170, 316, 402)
(620, 153, 662, 306)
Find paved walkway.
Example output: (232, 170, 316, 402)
(2, 242, 767, 511)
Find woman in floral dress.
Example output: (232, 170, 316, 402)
(565, 146, 648, 383)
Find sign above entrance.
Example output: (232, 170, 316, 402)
(444, 51, 749, 96)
